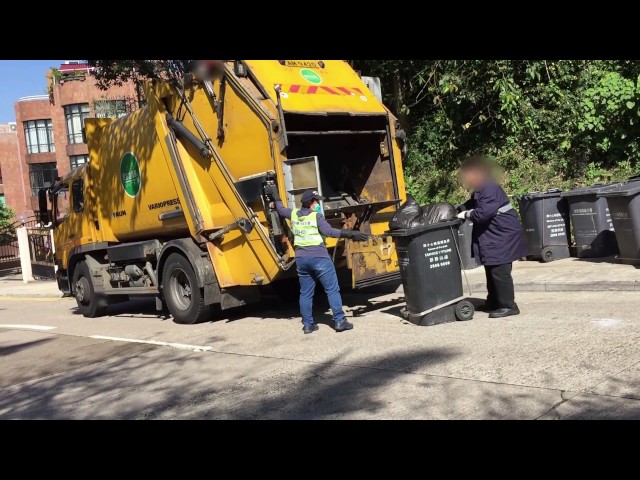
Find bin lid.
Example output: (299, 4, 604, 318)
(596, 180, 640, 198)
(386, 219, 462, 237)
(561, 183, 621, 198)
(514, 188, 563, 201)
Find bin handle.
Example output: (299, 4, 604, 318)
(450, 225, 472, 295)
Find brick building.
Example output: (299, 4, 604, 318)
(0, 122, 19, 209)
(1, 61, 138, 219)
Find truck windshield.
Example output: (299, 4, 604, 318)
(54, 184, 70, 224)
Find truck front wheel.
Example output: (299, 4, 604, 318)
(162, 253, 212, 324)
(73, 261, 108, 318)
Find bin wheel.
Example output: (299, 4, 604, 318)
(455, 300, 474, 321)
(541, 247, 554, 263)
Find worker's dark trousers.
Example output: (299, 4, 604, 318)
(484, 263, 516, 309)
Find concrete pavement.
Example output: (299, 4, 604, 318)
(464, 256, 640, 292)
(0, 273, 61, 298)
(1, 290, 640, 419)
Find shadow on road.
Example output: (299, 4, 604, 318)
(72, 288, 409, 327)
(0, 343, 466, 419)
(0, 338, 53, 357)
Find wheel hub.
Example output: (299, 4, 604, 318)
(75, 277, 90, 304)
(170, 268, 192, 311)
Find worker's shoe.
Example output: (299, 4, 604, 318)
(334, 320, 353, 332)
(478, 302, 498, 312)
(303, 324, 319, 334)
(489, 305, 520, 318)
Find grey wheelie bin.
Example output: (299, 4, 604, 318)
(597, 180, 640, 265)
(457, 219, 480, 270)
(561, 184, 619, 258)
(514, 189, 571, 262)
(387, 219, 474, 326)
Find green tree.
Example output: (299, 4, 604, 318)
(87, 60, 189, 90)
(0, 203, 16, 243)
(355, 60, 640, 204)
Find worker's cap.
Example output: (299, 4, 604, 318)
(301, 190, 324, 205)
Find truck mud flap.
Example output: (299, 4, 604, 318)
(220, 285, 260, 310)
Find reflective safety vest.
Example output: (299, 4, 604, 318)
(291, 210, 324, 247)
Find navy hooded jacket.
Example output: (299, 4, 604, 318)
(464, 180, 528, 266)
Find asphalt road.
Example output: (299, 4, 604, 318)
(1, 290, 640, 419)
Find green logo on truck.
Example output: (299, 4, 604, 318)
(300, 68, 322, 85)
(120, 152, 141, 198)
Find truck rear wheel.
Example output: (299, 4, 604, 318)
(73, 261, 108, 318)
(163, 253, 212, 324)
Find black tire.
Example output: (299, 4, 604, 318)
(73, 261, 108, 318)
(162, 253, 212, 324)
(541, 247, 554, 263)
(455, 300, 474, 321)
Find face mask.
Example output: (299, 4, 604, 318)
(313, 203, 322, 213)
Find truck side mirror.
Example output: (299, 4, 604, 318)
(38, 189, 50, 225)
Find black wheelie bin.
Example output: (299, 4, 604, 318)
(561, 184, 619, 258)
(387, 219, 475, 326)
(514, 189, 571, 262)
(596, 180, 640, 265)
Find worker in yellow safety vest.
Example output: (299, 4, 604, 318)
(266, 187, 369, 334)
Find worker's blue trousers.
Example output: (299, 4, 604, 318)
(296, 256, 346, 327)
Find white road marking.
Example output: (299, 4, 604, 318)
(0, 324, 57, 331)
(89, 335, 213, 352)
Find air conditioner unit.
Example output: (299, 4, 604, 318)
(8, 122, 16, 131)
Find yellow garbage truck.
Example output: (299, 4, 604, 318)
(41, 60, 407, 323)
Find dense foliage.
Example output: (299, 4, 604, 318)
(87, 60, 188, 90)
(355, 60, 640, 204)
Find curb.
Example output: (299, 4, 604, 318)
(0, 293, 65, 299)
(467, 281, 639, 293)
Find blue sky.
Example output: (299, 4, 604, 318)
(0, 60, 68, 124)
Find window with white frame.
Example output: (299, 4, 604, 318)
(29, 163, 58, 196)
(64, 103, 90, 144)
(70, 154, 89, 170)
(24, 119, 55, 154)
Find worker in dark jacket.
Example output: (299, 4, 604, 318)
(457, 156, 528, 318)
(265, 186, 369, 334)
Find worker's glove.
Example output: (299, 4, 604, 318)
(457, 209, 473, 220)
(341, 230, 369, 242)
(264, 184, 280, 201)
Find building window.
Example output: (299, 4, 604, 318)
(24, 119, 55, 154)
(70, 154, 89, 170)
(64, 103, 90, 144)
(29, 163, 58, 196)
(72, 179, 84, 213)
(94, 99, 128, 119)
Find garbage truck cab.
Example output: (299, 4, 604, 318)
(42, 60, 407, 323)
